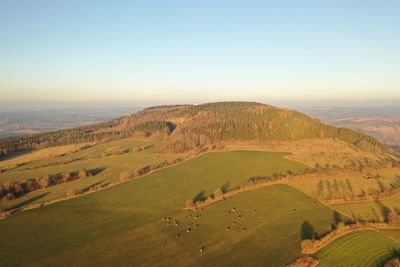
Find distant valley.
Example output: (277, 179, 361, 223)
(299, 106, 400, 146)
(0, 107, 138, 137)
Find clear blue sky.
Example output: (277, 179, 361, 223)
(1, 0, 399, 106)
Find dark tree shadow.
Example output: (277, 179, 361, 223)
(193, 190, 207, 203)
(8, 192, 50, 210)
(0, 151, 26, 162)
(333, 210, 342, 225)
(166, 121, 177, 133)
(379, 248, 400, 267)
(89, 167, 107, 176)
(81, 180, 105, 193)
(374, 199, 391, 223)
(300, 220, 314, 240)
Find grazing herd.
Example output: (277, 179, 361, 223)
(161, 198, 265, 254)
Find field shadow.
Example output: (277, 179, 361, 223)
(379, 248, 400, 267)
(166, 121, 177, 133)
(9, 192, 50, 211)
(0, 151, 27, 162)
(81, 180, 105, 193)
(90, 167, 107, 176)
(374, 200, 391, 223)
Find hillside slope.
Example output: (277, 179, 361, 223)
(0, 102, 387, 156)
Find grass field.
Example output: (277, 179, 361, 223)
(0, 143, 93, 170)
(0, 151, 339, 266)
(315, 230, 400, 267)
(0, 139, 178, 211)
(332, 194, 400, 222)
(288, 168, 400, 201)
(381, 229, 400, 243)
(224, 138, 384, 168)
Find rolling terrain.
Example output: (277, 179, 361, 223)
(0, 102, 399, 266)
(0, 139, 179, 212)
(0, 102, 387, 157)
(299, 106, 400, 146)
(0, 107, 135, 137)
(0, 151, 337, 267)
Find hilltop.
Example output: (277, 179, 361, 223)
(0, 102, 387, 156)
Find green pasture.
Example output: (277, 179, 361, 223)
(0, 139, 176, 211)
(0, 151, 336, 266)
(332, 194, 400, 222)
(315, 230, 400, 267)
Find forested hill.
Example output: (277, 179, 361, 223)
(0, 102, 386, 156)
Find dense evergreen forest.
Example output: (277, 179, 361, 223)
(0, 102, 386, 157)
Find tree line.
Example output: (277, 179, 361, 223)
(0, 102, 388, 157)
(162, 102, 387, 154)
(0, 169, 92, 204)
(316, 175, 400, 203)
(0, 120, 172, 157)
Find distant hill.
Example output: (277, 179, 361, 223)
(0, 102, 387, 157)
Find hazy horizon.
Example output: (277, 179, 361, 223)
(1, 99, 400, 113)
(1, 1, 400, 105)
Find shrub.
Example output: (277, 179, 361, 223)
(61, 173, 72, 183)
(119, 169, 136, 181)
(66, 189, 80, 198)
(212, 188, 223, 199)
(13, 183, 24, 195)
(1, 192, 16, 202)
(39, 175, 52, 188)
(136, 166, 150, 176)
(78, 169, 90, 178)
(1, 196, 10, 203)
(186, 199, 195, 209)
(25, 180, 39, 192)
(336, 222, 346, 233)
(388, 211, 400, 227)
(300, 239, 314, 252)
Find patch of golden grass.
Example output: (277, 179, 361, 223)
(0, 143, 94, 170)
(287, 168, 400, 200)
(223, 138, 389, 168)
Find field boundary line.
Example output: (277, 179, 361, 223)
(0, 152, 196, 220)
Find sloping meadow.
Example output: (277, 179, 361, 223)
(0, 150, 339, 266)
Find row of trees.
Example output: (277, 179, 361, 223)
(301, 211, 356, 241)
(0, 102, 390, 158)
(315, 176, 400, 203)
(0, 169, 91, 203)
(185, 169, 307, 209)
(163, 102, 387, 154)
(119, 158, 184, 182)
(0, 118, 173, 158)
(301, 209, 400, 254)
